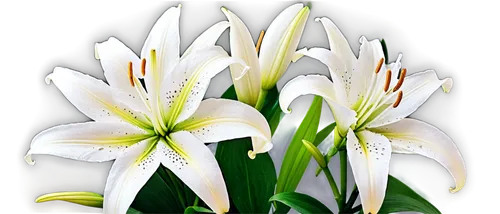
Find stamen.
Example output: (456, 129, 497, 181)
(393, 68, 406, 92)
(384, 69, 392, 92)
(128, 62, 135, 87)
(375, 58, 384, 74)
(141, 59, 146, 76)
(256, 30, 265, 54)
(393, 91, 403, 108)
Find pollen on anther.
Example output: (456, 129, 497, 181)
(384, 69, 392, 92)
(393, 91, 403, 108)
(375, 58, 384, 74)
(256, 30, 265, 54)
(393, 68, 406, 92)
(128, 62, 135, 87)
(141, 59, 146, 76)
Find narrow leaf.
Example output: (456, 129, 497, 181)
(126, 207, 144, 214)
(313, 122, 336, 146)
(184, 206, 214, 214)
(269, 192, 332, 214)
(275, 96, 323, 213)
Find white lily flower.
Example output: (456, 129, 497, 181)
(221, 3, 310, 108)
(25, 5, 272, 214)
(279, 17, 465, 214)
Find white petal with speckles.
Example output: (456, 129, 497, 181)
(174, 98, 272, 156)
(46, 67, 153, 130)
(103, 138, 160, 214)
(371, 118, 466, 193)
(347, 129, 391, 214)
(25, 122, 153, 165)
(162, 131, 229, 214)
(161, 46, 247, 127)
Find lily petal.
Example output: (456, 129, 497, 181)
(279, 75, 357, 137)
(95, 37, 141, 94)
(314, 17, 355, 64)
(141, 5, 181, 95)
(367, 70, 453, 128)
(350, 37, 386, 107)
(260, 3, 310, 89)
(222, 7, 261, 106)
(161, 46, 246, 127)
(347, 129, 391, 214)
(162, 131, 229, 214)
(183, 21, 230, 59)
(25, 122, 152, 165)
(294, 47, 348, 106)
(103, 138, 160, 214)
(173, 98, 272, 156)
(46, 67, 153, 130)
(371, 118, 466, 193)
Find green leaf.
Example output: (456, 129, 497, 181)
(126, 207, 144, 214)
(313, 122, 336, 146)
(184, 206, 214, 214)
(379, 175, 443, 214)
(131, 168, 183, 213)
(275, 96, 323, 213)
(214, 85, 278, 213)
(269, 192, 333, 214)
(215, 138, 277, 213)
(381, 39, 389, 64)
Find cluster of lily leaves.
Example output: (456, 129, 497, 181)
(124, 41, 441, 214)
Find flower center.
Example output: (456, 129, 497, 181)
(127, 56, 171, 137)
(354, 58, 407, 130)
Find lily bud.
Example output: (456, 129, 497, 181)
(302, 139, 326, 168)
(35, 191, 103, 208)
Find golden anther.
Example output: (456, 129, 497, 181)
(375, 58, 384, 74)
(393, 68, 407, 92)
(393, 91, 403, 108)
(128, 62, 135, 87)
(256, 30, 265, 54)
(384, 69, 392, 92)
(141, 59, 146, 76)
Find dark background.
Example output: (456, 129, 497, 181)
(19, 0, 478, 213)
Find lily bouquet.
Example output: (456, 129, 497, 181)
(26, 3, 466, 214)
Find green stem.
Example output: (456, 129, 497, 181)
(340, 150, 347, 211)
(193, 196, 199, 206)
(254, 89, 269, 111)
(346, 185, 358, 210)
(323, 167, 342, 209)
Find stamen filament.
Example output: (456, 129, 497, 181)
(128, 62, 135, 87)
(375, 58, 384, 74)
(256, 30, 265, 54)
(393, 91, 403, 108)
(141, 58, 147, 77)
(384, 70, 392, 92)
(393, 68, 406, 92)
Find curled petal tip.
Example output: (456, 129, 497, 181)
(285, 108, 292, 114)
(24, 154, 35, 165)
(45, 74, 53, 84)
(449, 186, 460, 193)
(220, 6, 227, 12)
(442, 78, 453, 93)
(177, 4, 182, 8)
(94, 43, 100, 59)
(247, 150, 256, 159)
